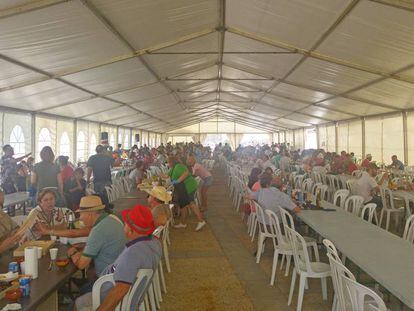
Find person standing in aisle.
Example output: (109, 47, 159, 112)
(86, 145, 114, 206)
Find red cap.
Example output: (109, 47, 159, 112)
(122, 205, 155, 235)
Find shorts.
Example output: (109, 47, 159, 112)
(173, 182, 192, 208)
(202, 176, 213, 187)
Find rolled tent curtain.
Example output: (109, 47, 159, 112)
(191, 134, 200, 143)
(227, 133, 236, 150)
(199, 133, 207, 145)
(235, 133, 244, 147)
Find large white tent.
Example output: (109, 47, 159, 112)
(1, 0, 414, 163)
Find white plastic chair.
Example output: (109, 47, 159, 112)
(92, 269, 153, 311)
(254, 202, 276, 264)
(294, 175, 305, 190)
(344, 195, 364, 215)
(361, 203, 379, 224)
(266, 209, 293, 285)
(346, 179, 356, 194)
(333, 189, 349, 209)
(11, 215, 27, 226)
(285, 226, 330, 311)
(342, 274, 387, 311)
(379, 187, 405, 231)
(402, 214, 414, 243)
(301, 178, 313, 193)
(352, 170, 362, 178)
(279, 208, 320, 262)
(316, 184, 329, 201)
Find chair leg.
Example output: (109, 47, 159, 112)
(164, 243, 171, 273)
(312, 243, 320, 261)
(321, 277, 328, 300)
(148, 283, 157, 311)
(379, 209, 384, 228)
(284, 255, 292, 277)
(251, 219, 257, 242)
(288, 271, 297, 306)
(297, 275, 306, 311)
(159, 262, 167, 293)
(256, 233, 264, 263)
(270, 249, 280, 286)
(385, 212, 391, 231)
(280, 255, 285, 271)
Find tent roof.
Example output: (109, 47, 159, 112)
(1, 0, 414, 133)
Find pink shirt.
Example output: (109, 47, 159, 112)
(252, 181, 261, 192)
(192, 163, 211, 180)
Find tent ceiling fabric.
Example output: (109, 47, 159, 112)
(0, 0, 414, 133)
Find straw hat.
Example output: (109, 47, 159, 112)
(144, 186, 172, 203)
(78, 195, 105, 212)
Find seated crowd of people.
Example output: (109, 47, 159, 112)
(0, 141, 214, 309)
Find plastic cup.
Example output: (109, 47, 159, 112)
(49, 248, 58, 260)
(20, 262, 25, 275)
(35, 247, 42, 259)
(50, 235, 57, 241)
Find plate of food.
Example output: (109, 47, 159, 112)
(0, 272, 18, 283)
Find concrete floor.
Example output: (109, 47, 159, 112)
(112, 168, 407, 311)
(114, 169, 333, 311)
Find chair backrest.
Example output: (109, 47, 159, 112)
(360, 203, 377, 224)
(311, 182, 322, 196)
(279, 207, 295, 230)
(333, 189, 350, 208)
(92, 269, 154, 311)
(253, 201, 271, 234)
(294, 175, 304, 190)
(316, 184, 329, 201)
(341, 274, 387, 311)
(301, 178, 313, 193)
(322, 239, 342, 263)
(379, 187, 396, 210)
(11, 215, 27, 226)
(344, 195, 364, 215)
(346, 179, 356, 194)
(403, 214, 414, 243)
(327, 252, 356, 311)
(285, 226, 313, 274)
(265, 209, 289, 249)
(352, 170, 362, 178)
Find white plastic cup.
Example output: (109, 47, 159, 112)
(35, 246, 42, 259)
(49, 248, 58, 260)
(50, 235, 57, 241)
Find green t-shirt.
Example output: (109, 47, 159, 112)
(83, 213, 126, 275)
(169, 164, 198, 194)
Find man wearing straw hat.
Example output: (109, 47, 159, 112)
(67, 196, 126, 292)
(144, 185, 172, 227)
(75, 204, 161, 311)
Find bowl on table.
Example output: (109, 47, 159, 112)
(5, 288, 21, 303)
(55, 258, 69, 268)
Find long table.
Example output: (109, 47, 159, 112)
(4, 192, 31, 215)
(297, 202, 414, 310)
(0, 244, 77, 310)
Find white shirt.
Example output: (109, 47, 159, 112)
(355, 171, 378, 203)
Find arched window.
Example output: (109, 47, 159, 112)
(9, 125, 25, 157)
(89, 134, 97, 156)
(124, 134, 129, 149)
(76, 131, 87, 161)
(59, 132, 71, 157)
(109, 134, 115, 148)
(38, 128, 52, 152)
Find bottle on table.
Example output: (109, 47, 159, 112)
(316, 188, 321, 209)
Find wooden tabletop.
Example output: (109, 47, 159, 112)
(0, 244, 77, 310)
(297, 201, 414, 309)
